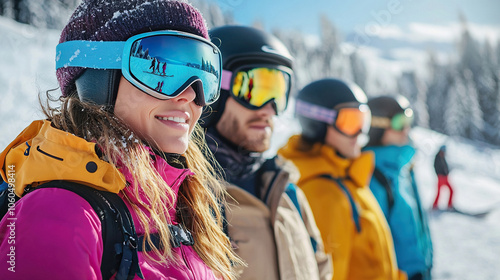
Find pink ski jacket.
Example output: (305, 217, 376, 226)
(0, 120, 219, 280)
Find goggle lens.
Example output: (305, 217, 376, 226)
(391, 109, 414, 131)
(223, 67, 291, 113)
(127, 34, 221, 104)
(335, 107, 369, 136)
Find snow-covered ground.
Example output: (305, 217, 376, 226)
(0, 17, 60, 141)
(1, 16, 500, 280)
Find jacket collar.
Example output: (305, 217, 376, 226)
(278, 135, 374, 188)
(364, 145, 415, 173)
(205, 127, 265, 182)
(1, 120, 126, 196)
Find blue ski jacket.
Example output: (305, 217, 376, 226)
(364, 145, 433, 279)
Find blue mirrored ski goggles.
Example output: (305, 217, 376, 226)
(56, 31, 222, 106)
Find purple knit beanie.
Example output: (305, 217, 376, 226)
(57, 0, 209, 97)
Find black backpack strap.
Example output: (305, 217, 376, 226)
(0, 180, 19, 219)
(318, 174, 362, 233)
(26, 181, 143, 280)
(372, 167, 395, 215)
(98, 189, 143, 280)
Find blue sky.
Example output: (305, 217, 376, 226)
(209, 0, 500, 43)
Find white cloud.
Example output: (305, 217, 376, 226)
(376, 25, 406, 39)
(468, 23, 500, 43)
(407, 22, 459, 43)
(361, 21, 500, 44)
(407, 22, 500, 43)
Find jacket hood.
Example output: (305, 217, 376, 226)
(278, 135, 374, 188)
(1, 120, 126, 196)
(364, 145, 415, 173)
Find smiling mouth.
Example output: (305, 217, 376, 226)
(156, 116, 188, 124)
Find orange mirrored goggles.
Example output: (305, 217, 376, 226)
(296, 100, 371, 137)
(221, 66, 292, 114)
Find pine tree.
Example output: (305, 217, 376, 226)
(496, 40, 500, 68)
(273, 29, 315, 90)
(14, 0, 28, 24)
(457, 14, 482, 76)
(1, 0, 78, 28)
(349, 51, 367, 90)
(190, 0, 235, 28)
(425, 51, 450, 133)
(478, 41, 500, 144)
(398, 71, 429, 128)
(319, 14, 341, 78)
(461, 69, 484, 141)
(0, 0, 5, 16)
(444, 73, 467, 137)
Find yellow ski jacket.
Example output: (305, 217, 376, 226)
(279, 135, 406, 280)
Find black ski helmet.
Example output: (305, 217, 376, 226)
(200, 25, 294, 128)
(296, 78, 368, 143)
(366, 95, 412, 147)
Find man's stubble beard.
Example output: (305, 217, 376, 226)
(218, 114, 273, 153)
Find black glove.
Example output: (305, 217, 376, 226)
(409, 272, 423, 280)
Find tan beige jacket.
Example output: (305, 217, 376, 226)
(225, 156, 332, 280)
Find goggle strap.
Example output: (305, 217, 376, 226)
(56, 40, 125, 70)
(371, 116, 391, 129)
(221, 69, 232, 91)
(295, 100, 337, 124)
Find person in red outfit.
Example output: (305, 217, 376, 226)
(432, 145, 454, 209)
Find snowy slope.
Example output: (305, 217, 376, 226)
(1, 16, 500, 280)
(0, 16, 60, 146)
(406, 128, 500, 280)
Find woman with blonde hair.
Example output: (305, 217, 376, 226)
(0, 0, 242, 279)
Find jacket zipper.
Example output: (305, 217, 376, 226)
(180, 245, 198, 280)
(177, 169, 197, 280)
(173, 167, 198, 279)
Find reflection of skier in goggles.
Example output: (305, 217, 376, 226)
(149, 57, 157, 72)
(162, 62, 167, 76)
